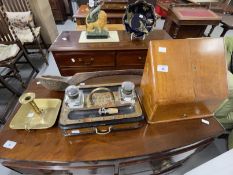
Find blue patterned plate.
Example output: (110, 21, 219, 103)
(123, 0, 157, 39)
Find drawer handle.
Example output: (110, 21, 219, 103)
(78, 58, 94, 65)
(95, 126, 112, 135)
(71, 58, 75, 63)
(138, 56, 143, 60)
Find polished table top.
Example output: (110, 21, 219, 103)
(0, 74, 224, 163)
(49, 30, 172, 52)
(172, 7, 221, 21)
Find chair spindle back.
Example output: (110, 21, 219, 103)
(2, 0, 30, 12)
(0, 5, 18, 43)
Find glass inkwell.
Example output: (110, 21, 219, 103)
(65, 85, 84, 109)
(119, 81, 136, 104)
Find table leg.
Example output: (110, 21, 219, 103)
(173, 25, 180, 39)
(220, 26, 228, 37)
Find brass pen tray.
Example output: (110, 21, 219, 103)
(10, 97, 62, 130)
(59, 82, 145, 136)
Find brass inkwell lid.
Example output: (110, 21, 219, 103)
(10, 92, 61, 130)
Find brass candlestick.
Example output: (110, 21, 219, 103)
(19, 92, 43, 114)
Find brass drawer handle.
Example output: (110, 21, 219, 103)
(138, 56, 143, 60)
(95, 126, 112, 135)
(78, 58, 94, 65)
(70, 58, 75, 63)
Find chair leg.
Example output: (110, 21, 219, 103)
(220, 26, 228, 37)
(41, 35, 49, 49)
(36, 37, 49, 65)
(11, 64, 26, 88)
(0, 76, 22, 96)
(207, 25, 216, 37)
(21, 46, 39, 73)
(0, 118, 5, 125)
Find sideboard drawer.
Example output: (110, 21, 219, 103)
(116, 51, 147, 67)
(54, 52, 115, 67)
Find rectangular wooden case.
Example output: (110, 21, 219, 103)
(59, 83, 145, 136)
(140, 38, 228, 124)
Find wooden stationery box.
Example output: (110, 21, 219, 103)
(140, 38, 228, 124)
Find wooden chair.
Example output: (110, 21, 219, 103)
(0, 4, 38, 96)
(1, 0, 48, 65)
(207, 0, 233, 36)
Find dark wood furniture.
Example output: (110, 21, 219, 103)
(63, 0, 73, 16)
(208, 0, 233, 36)
(74, 5, 124, 25)
(0, 73, 224, 174)
(49, 30, 171, 76)
(155, 0, 191, 18)
(2, 0, 48, 64)
(0, 5, 38, 96)
(102, 0, 128, 12)
(163, 7, 221, 38)
(49, 0, 67, 22)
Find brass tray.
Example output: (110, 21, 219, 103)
(10, 99, 61, 130)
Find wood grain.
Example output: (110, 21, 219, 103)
(164, 7, 221, 38)
(49, 30, 172, 75)
(0, 73, 224, 174)
(141, 38, 228, 123)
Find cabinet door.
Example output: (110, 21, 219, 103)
(116, 50, 147, 69)
(49, 0, 67, 21)
(49, 0, 59, 10)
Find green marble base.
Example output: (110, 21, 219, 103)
(86, 29, 109, 39)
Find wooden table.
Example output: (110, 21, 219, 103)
(49, 30, 171, 76)
(0, 73, 224, 175)
(155, 0, 191, 17)
(163, 7, 221, 38)
(73, 5, 124, 25)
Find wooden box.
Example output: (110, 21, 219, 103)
(140, 38, 228, 124)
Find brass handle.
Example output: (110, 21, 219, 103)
(78, 58, 94, 65)
(95, 126, 112, 135)
(138, 56, 143, 60)
(89, 87, 115, 106)
(71, 58, 75, 63)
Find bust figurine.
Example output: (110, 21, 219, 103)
(86, 0, 109, 39)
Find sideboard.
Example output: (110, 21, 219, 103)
(49, 30, 171, 76)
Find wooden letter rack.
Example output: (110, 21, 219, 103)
(140, 38, 228, 124)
